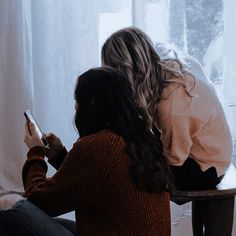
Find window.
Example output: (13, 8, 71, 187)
(98, 0, 236, 164)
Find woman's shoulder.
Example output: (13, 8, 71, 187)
(162, 73, 213, 98)
(71, 130, 126, 172)
(75, 129, 125, 152)
(80, 129, 123, 142)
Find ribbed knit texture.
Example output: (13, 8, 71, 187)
(22, 129, 170, 236)
(156, 75, 232, 177)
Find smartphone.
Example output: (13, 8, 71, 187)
(24, 109, 49, 148)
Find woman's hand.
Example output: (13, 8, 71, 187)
(44, 133, 64, 160)
(24, 121, 44, 149)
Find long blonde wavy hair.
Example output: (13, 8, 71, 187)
(101, 27, 190, 128)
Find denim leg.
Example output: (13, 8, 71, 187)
(0, 199, 74, 236)
(0, 228, 12, 236)
(53, 218, 78, 236)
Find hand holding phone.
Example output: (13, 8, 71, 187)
(24, 110, 49, 148)
(44, 133, 65, 159)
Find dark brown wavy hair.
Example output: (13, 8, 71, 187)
(74, 67, 172, 193)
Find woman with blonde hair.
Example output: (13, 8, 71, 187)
(101, 27, 232, 191)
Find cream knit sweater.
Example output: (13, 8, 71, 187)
(155, 53, 232, 176)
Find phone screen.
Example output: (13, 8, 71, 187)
(24, 110, 49, 147)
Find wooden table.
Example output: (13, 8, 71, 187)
(171, 165, 236, 236)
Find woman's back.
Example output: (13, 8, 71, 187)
(74, 129, 170, 235)
(22, 67, 171, 236)
(156, 75, 232, 177)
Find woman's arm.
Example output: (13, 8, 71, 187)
(44, 133, 68, 170)
(157, 113, 201, 166)
(47, 147, 68, 170)
(22, 140, 100, 217)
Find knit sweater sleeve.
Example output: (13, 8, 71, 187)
(158, 113, 200, 166)
(22, 139, 101, 217)
(48, 147, 68, 170)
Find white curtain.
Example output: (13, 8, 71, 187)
(0, 0, 33, 192)
(0, 0, 128, 191)
(1, 0, 236, 235)
(0, 0, 101, 191)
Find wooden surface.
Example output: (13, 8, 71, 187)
(171, 164, 236, 203)
(192, 197, 235, 236)
(170, 164, 236, 236)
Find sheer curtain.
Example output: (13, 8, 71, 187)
(0, 0, 105, 191)
(1, 0, 236, 235)
(0, 0, 33, 192)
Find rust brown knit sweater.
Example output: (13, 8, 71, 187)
(22, 129, 170, 236)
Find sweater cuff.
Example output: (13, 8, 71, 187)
(22, 156, 48, 188)
(27, 146, 46, 159)
(48, 147, 68, 170)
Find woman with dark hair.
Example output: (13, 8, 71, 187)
(101, 27, 232, 191)
(3, 67, 171, 235)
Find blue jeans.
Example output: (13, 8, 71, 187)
(0, 199, 77, 236)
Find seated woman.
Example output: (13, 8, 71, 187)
(1, 67, 172, 235)
(101, 27, 233, 191)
